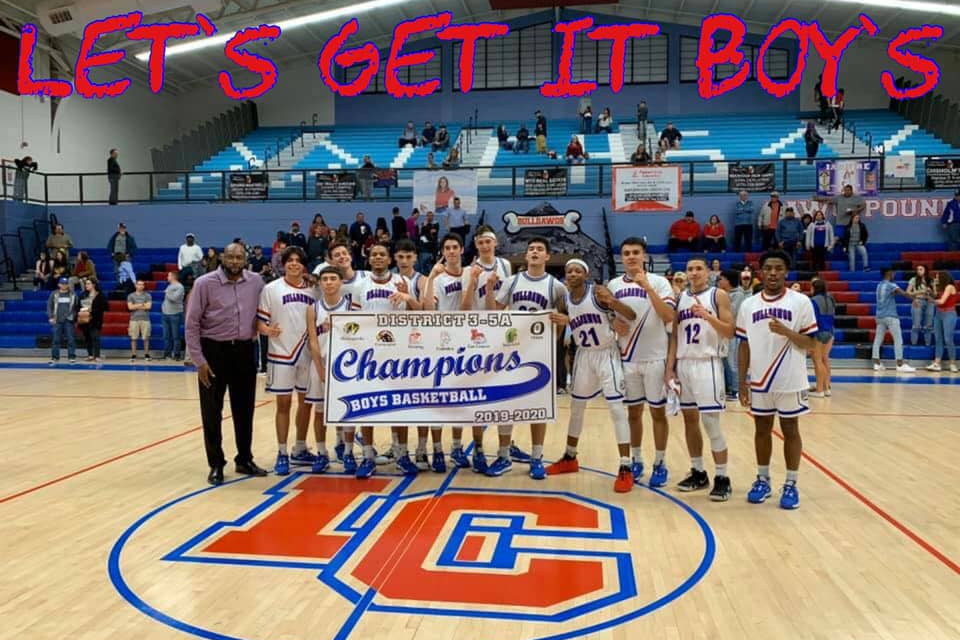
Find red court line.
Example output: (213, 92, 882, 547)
(0, 392, 199, 402)
(0, 399, 273, 506)
(772, 429, 960, 576)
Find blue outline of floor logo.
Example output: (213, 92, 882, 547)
(108, 464, 715, 640)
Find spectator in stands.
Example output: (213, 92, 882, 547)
(161, 271, 185, 361)
(652, 150, 666, 165)
(127, 280, 153, 361)
(595, 107, 613, 133)
(927, 271, 958, 372)
(49, 250, 69, 289)
(843, 212, 869, 272)
(420, 121, 436, 147)
(432, 125, 450, 151)
(178, 233, 203, 279)
(630, 144, 651, 166)
(310, 214, 330, 241)
(534, 110, 548, 154)
(426, 152, 439, 169)
(45, 223, 73, 258)
(805, 210, 835, 272)
(116, 253, 136, 294)
(872, 268, 916, 372)
(47, 277, 78, 365)
(739, 270, 754, 297)
(658, 122, 681, 151)
(446, 197, 470, 243)
(202, 247, 220, 275)
(803, 121, 823, 164)
(306, 223, 329, 271)
(907, 264, 935, 346)
(399, 120, 418, 148)
(107, 148, 121, 205)
(391, 206, 407, 240)
(775, 206, 805, 263)
(13, 156, 38, 201)
(418, 223, 439, 273)
(668, 211, 700, 252)
(107, 222, 136, 277)
(35, 250, 53, 288)
(829, 89, 845, 132)
(637, 100, 649, 144)
(270, 239, 286, 276)
(733, 190, 755, 252)
(406, 209, 420, 240)
(442, 148, 460, 170)
(757, 191, 782, 250)
(578, 98, 592, 134)
(514, 124, 530, 154)
(565, 136, 585, 164)
(800, 213, 813, 231)
(79, 278, 106, 362)
(232, 237, 254, 266)
(809, 278, 836, 397)
(70, 251, 96, 290)
(271, 230, 286, 254)
(815, 184, 865, 245)
(248, 245, 268, 274)
(942, 189, 960, 251)
(814, 74, 829, 125)
(349, 212, 372, 268)
(497, 124, 510, 150)
(708, 258, 723, 286)
(335, 223, 349, 242)
(671, 271, 688, 296)
(702, 215, 727, 252)
(358, 155, 376, 200)
(717, 269, 743, 399)
(286, 222, 307, 249)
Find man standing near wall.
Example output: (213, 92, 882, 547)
(942, 190, 960, 251)
(815, 184, 865, 245)
(107, 149, 121, 205)
(733, 191, 755, 252)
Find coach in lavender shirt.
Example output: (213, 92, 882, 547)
(186, 243, 268, 485)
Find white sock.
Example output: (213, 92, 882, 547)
(452, 437, 462, 450)
(498, 446, 509, 459)
(565, 444, 578, 458)
(292, 439, 307, 454)
(433, 442, 443, 453)
(691, 456, 704, 471)
(654, 450, 665, 465)
(785, 469, 798, 484)
(318, 443, 328, 456)
(716, 463, 728, 477)
(397, 444, 408, 457)
(758, 465, 770, 479)
(278, 443, 288, 455)
(362, 445, 375, 460)
(417, 435, 428, 453)
(335, 427, 343, 445)
(631, 446, 643, 462)
(531, 444, 544, 459)
(619, 456, 630, 467)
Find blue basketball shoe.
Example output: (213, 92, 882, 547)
(274, 453, 290, 476)
(485, 456, 512, 477)
(529, 457, 546, 480)
(779, 483, 800, 510)
(747, 476, 772, 504)
(356, 457, 377, 479)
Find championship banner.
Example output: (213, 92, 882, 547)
(524, 168, 568, 197)
(816, 159, 879, 196)
(324, 311, 556, 426)
(413, 169, 478, 215)
(315, 171, 356, 200)
(925, 158, 960, 189)
(612, 165, 682, 212)
(728, 163, 775, 191)
(228, 172, 268, 200)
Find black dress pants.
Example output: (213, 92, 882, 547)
(198, 338, 257, 468)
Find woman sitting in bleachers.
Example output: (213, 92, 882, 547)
(702, 215, 727, 253)
(565, 136, 586, 164)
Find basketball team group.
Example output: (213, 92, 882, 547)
(189, 226, 817, 510)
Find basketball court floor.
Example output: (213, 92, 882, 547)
(1, 361, 958, 640)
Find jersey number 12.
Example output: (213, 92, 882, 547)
(684, 323, 701, 344)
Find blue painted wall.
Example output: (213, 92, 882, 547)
(334, 9, 802, 126)
(46, 190, 952, 251)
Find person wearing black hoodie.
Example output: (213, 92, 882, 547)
(79, 279, 108, 362)
(391, 206, 407, 240)
(13, 156, 38, 201)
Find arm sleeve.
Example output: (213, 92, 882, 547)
(185, 281, 207, 367)
(735, 302, 749, 341)
(656, 278, 677, 308)
(553, 281, 569, 308)
(796, 297, 819, 336)
(256, 286, 272, 324)
(495, 275, 515, 306)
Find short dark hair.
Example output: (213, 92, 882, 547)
(720, 269, 740, 285)
(441, 233, 463, 248)
(881, 267, 895, 279)
(759, 249, 792, 269)
(328, 240, 350, 256)
(620, 236, 648, 252)
(370, 241, 392, 255)
(392, 206, 400, 214)
(474, 224, 495, 237)
(686, 256, 709, 268)
(318, 266, 342, 279)
(281, 245, 307, 265)
(395, 239, 417, 254)
(527, 236, 550, 252)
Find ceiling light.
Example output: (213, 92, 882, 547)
(826, 0, 960, 18)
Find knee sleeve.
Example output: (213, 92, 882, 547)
(701, 413, 726, 452)
(609, 401, 630, 444)
(498, 424, 514, 436)
(568, 400, 586, 439)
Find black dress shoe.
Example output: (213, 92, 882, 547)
(208, 466, 224, 485)
(235, 460, 268, 476)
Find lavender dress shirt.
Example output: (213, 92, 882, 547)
(185, 268, 264, 368)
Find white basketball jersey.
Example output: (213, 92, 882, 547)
(496, 271, 567, 311)
(401, 271, 424, 301)
(607, 273, 676, 363)
(356, 272, 409, 311)
(313, 295, 350, 358)
(341, 270, 369, 309)
(676, 287, 722, 359)
(566, 284, 617, 351)
(470, 257, 512, 310)
(432, 269, 469, 311)
(257, 278, 315, 364)
(736, 288, 818, 394)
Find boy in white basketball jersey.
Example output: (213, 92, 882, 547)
(607, 237, 676, 487)
(421, 233, 472, 470)
(547, 259, 638, 493)
(354, 242, 422, 479)
(485, 236, 567, 479)
(666, 256, 735, 501)
(457, 225, 514, 473)
(257, 246, 316, 475)
(304, 266, 352, 474)
(737, 250, 818, 509)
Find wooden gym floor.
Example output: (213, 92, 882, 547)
(0, 361, 958, 640)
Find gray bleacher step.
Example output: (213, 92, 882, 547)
(0, 291, 24, 301)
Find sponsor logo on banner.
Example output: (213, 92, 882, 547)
(925, 158, 960, 189)
(783, 196, 950, 219)
(728, 163, 775, 192)
(324, 311, 556, 426)
(342, 322, 360, 336)
(408, 330, 423, 347)
(503, 208, 581, 234)
(612, 165, 682, 212)
(815, 159, 879, 196)
(228, 172, 268, 200)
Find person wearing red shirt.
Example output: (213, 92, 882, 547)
(668, 211, 701, 252)
(565, 136, 586, 164)
(702, 215, 726, 252)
